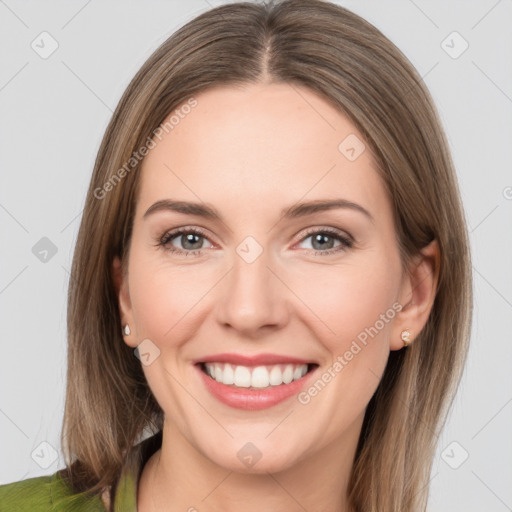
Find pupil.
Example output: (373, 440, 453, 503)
(182, 233, 202, 250)
(312, 233, 334, 250)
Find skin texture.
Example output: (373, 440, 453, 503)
(112, 82, 439, 512)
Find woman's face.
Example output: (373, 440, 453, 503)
(115, 82, 415, 473)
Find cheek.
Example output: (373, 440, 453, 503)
(287, 253, 401, 413)
(291, 257, 400, 425)
(128, 245, 226, 353)
(289, 255, 400, 347)
(130, 267, 199, 342)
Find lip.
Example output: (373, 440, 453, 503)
(193, 353, 316, 366)
(194, 361, 319, 411)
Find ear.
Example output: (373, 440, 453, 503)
(390, 239, 440, 350)
(112, 256, 137, 348)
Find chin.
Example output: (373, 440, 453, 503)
(205, 442, 305, 475)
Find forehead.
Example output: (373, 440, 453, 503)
(137, 83, 389, 223)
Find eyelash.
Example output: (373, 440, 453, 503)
(156, 226, 354, 257)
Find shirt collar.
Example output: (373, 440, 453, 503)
(112, 430, 162, 511)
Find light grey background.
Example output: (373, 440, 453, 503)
(1, 1, 511, 510)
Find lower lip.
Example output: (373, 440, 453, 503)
(195, 364, 318, 411)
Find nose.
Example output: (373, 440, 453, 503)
(215, 247, 290, 336)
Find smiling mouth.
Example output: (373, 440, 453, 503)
(198, 362, 318, 389)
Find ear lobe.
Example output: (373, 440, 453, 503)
(390, 239, 440, 350)
(112, 256, 136, 346)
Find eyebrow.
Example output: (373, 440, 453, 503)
(143, 198, 374, 224)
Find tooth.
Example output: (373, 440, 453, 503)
(203, 362, 309, 388)
(223, 363, 234, 385)
(205, 363, 214, 378)
(269, 365, 283, 386)
(233, 365, 251, 387)
(251, 366, 270, 388)
(282, 364, 293, 384)
(214, 363, 223, 382)
(293, 366, 303, 380)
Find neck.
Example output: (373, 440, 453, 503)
(138, 415, 363, 512)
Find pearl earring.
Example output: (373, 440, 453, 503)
(123, 324, 131, 336)
(401, 329, 412, 347)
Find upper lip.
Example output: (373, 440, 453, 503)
(194, 353, 316, 366)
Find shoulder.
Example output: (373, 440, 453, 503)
(0, 474, 55, 511)
(0, 471, 106, 511)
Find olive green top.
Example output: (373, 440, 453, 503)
(0, 430, 162, 511)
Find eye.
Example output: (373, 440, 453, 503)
(156, 226, 354, 257)
(296, 227, 354, 255)
(156, 227, 213, 256)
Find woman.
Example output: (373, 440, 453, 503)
(0, 0, 472, 510)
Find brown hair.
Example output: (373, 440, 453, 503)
(60, 1, 473, 510)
